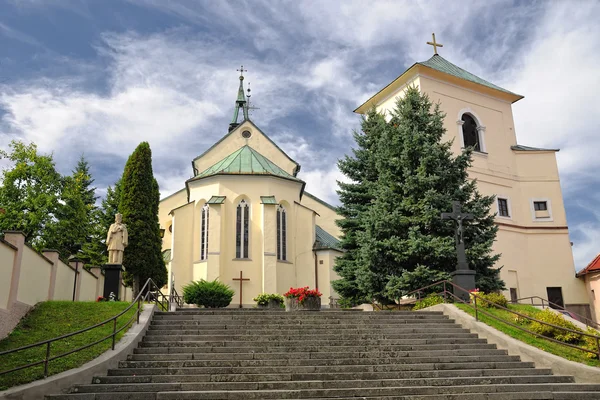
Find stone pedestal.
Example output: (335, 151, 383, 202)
(285, 297, 321, 311)
(451, 269, 476, 302)
(103, 264, 124, 301)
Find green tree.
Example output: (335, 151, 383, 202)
(357, 87, 503, 302)
(332, 108, 387, 305)
(120, 143, 166, 295)
(44, 155, 99, 260)
(0, 141, 62, 247)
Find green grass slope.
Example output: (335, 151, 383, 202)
(0, 301, 137, 390)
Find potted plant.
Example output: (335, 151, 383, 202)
(284, 287, 322, 311)
(253, 293, 285, 309)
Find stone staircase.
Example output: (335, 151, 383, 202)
(46, 309, 600, 399)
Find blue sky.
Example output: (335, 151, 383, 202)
(1, 0, 599, 271)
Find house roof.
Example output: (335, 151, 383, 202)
(577, 253, 600, 277)
(195, 145, 303, 182)
(314, 225, 343, 252)
(355, 54, 523, 113)
(511, 144, 559, 152)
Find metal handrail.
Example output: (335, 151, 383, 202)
(402, 280, 600, 359)
(514, 295, 600, 329)
(170, 286, 184, 309)
(0, 277, 169, 378)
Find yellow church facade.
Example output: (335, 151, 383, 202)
(356, 52, 590, 316)
(160, 50, 591, 317)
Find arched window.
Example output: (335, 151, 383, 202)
(200, 204, 209, 261)
(461, 114, 481, 151)
(277, 205, 287, 261)
(236, 200, 250, 258)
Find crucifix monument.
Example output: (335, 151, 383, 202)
(233, 271, 250, 308)
(441, 201, 476, 301)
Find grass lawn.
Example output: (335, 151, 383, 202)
(454, 303, 600, 368)
(0, 301, 138, 390)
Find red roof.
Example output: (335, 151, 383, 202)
(577, 253, 600, 277)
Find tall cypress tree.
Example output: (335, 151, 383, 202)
(357, 86, 503, 302)
(332, 109, 387, 305)
(120, 143, 166, 295)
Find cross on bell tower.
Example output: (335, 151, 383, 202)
(229, 65, 250, 132)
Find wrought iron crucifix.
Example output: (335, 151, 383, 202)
(232, 270, 250, 308)
(441, 201, 473, 271)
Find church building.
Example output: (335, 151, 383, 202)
(159, 70, 343, 306)
(160, 38, 591, 317)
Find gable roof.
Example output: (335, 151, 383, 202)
(194, 145, 304, 182)
(355, 54, 523, 113)
(577, 253, 600, 277)
(313, 225, 343, 252)
(191, 120, 301, 176)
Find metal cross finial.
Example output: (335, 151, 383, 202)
(237, 65, 247, 78)
(426, 33, 443, 55)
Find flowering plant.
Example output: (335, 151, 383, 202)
(284, 287, 322, 304)
(96, 296, 106, 302)
(469, 289, 480, 303)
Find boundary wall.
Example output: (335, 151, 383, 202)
(0, 231, 129, 339)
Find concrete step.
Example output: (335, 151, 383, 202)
(146, 324, 461, 334)
(149, 319, 457, 327)
(138, 337, 489, 348)
(70, 375, 576, 393)
(132, 343, 498, 355)
(127, 348, 508, 361)
(93, 368, 554, 384)
(151, 315, 449, 321)
(158, 310, 433, 315)
(45, 383, 600, 400)
(107, 361, 537, 376)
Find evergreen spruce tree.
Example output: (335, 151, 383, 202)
(120, 143, 167, 295)
(332, 109, 387, 305)
(357, 86, 503, 302)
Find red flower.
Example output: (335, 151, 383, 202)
(284, 287, 322, 304)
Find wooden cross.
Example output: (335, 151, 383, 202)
(441, 201, 473, 271)
(232, 270, 250, 308)
(426, 33, 443, 55)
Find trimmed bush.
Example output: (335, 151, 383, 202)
(253, 293, 284, 306)
(413, 294, 444, 311)
(478, 292, 508, 309)
(182, 279, 234, 308)
(529, 308, 583, 343)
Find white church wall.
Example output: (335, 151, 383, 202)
(301, 193, 341, 237)
(170, 202, 195, 296)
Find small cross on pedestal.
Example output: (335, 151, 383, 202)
(232, 271, 250, 309)
(441, 201, 476, 300)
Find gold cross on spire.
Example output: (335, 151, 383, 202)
(427, 33, 443, 55)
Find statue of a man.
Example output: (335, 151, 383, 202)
(107, 213, 128, 264)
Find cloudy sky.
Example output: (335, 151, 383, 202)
(0, 0, 599, 270)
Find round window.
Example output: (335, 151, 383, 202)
(241, 130, 252, 139)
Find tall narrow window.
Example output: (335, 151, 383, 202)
(236, 200, 250, 258)
(497, 198, 510, 217)
(277, 205, 287, 261)
(200, 204, 209, 260)
(461, 114, 481, 151)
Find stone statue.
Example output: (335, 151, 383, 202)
(106, 213, 128, 264)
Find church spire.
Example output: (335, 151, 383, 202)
(229, 65, 250, 132)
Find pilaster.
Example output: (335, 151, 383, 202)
(4, 231, 25, 309)
(42, 249, 60, 300)
(262, 204, 277, 293)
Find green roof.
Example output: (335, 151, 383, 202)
(207, 195, 226, 204)
(195, 145, 303, 182)
(314, 225, 343, 252)
(260, 196, 278, 205)
(162, 249, 171, 262)
(418, 55, 518, 96)
(511, 144, 559, 152)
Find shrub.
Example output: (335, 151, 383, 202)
(582, 327, 600, 359)
(182, 279, 234, 308)
(253, 293, 284, 306)
(529, 308, 583, 343)
(477, 292, 508, 309)
(284, 287, 322, 304)
(413, 294, 445, 311)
